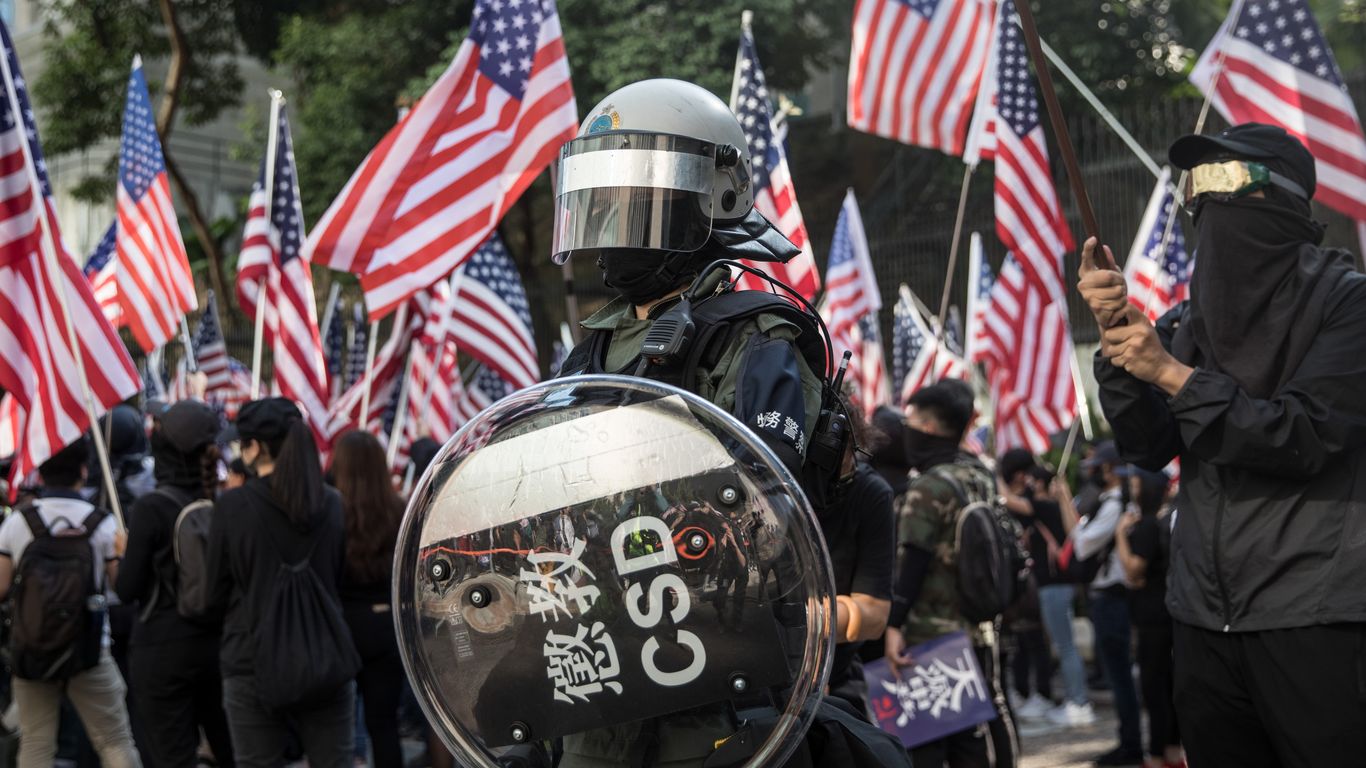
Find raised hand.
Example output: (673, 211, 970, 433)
(1077, 236, 1128, 330)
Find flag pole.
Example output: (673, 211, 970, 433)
(386, 349, 416, 469)
(1154, 0, 1248, 267)
(933, 164, 975, 342)
(359, 317, 380, 426)
(250, 89, 284, 400)
(0, 48, 125, 529)
(1056, 418, 1082, 479)
(319, 281, 341, 350)
(729, 10, 754, 112)
(179, 315, 197, 372)
(1069, 349, 1094, 441)
(1012, 0, 1100, 242)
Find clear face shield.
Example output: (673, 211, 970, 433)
(394, 375, 834, 768)
(551, 133, 719, 265)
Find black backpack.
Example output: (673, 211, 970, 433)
(140, 488, 217, 621)
(931, 465, 1032, 624)
(250, 499, 360, 711)
(10, 504, 109, 681)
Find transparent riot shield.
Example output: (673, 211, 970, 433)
(394, 375, 834, 768)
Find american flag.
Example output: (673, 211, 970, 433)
(730, 23, 820, 300)
(944, 306, 964, 356)
(305, 0, 577, 320)
(327, 304, 423, 440)
(966, 0, 1074, 305)
(438, 233, 538, 391)
(820, 188, 881, 362)
(975, 255, 1076, 454)
(893, 285, 967, 404)
(964, 232, 993, 365)
(846, 315, 892, 417)
(847, 0, 996, 156)
(345, 303, 368, 390)
(1192, 0, 1366, 223)
(1125, 168, 1192, 323)
(115, 56, 196, 352)
(191, 290, 231, 395)
(83, 222, 119, 325)
(170, 355, 251, 420)
(237, 103, 332, 449)
(141, 348, 167, 405)
(321, 289, 346, 402)
(963, 423, 990, 456)
(0, 21, 140, 490)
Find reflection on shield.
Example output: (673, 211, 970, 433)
(394, 376, 833, 768)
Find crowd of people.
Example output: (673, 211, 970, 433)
(0, 397, 450, 768)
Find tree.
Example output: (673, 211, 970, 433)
(33, 0, 244, 308)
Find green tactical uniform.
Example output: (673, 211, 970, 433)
(895, 456, 997, 647)
(559, 278, 825, 768)
(578, 272, 824, 455)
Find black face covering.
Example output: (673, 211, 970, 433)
(904, 427, 961, 472)
(597, 248, 705, 306)
(1181, 193, 1349, 399)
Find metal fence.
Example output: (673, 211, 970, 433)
(851, 74, 1366, 345)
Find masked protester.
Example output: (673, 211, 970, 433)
(1079, 122, 1366, 767)
(886, 380, 1017, 768)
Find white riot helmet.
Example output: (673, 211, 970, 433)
(551, 79, 798, 266)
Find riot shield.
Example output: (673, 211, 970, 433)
(394, 375, 834, 768)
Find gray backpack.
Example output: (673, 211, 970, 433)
(145, 488, 215, 620)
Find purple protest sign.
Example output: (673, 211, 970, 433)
(864, 631, 998, 749)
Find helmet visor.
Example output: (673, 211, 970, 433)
(552, 133, 716, 263)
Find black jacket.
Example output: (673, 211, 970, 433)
(206, 476, 345, 677)
(1095, 274, 1366, 632)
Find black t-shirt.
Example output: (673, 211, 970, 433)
(1014, 497, 1066, 588)
(818, 463, 895, 686)
(1126, 514, 1171, 626)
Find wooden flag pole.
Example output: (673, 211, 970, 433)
(1012, 0, 1100, 242)
(250, 89, 285, 400)
(0, 48, 125, 529)
(933, 164, 975, 346)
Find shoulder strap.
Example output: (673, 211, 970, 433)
(79, 508, 110, 536)
(20, 505, 48, 540)
(152, 486, 194, 510)
(692, 289, 828, 376)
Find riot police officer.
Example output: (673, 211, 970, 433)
(555, 78, 824, 476)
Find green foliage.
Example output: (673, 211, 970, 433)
(32, 0, 243, 201)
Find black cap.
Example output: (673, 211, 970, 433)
(232, 397, 302, 445)
(159, 400, 220, 453)
(1081, 440, 1122, 470)
(1168, 123, 1316, 200)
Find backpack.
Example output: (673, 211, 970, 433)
(145, 488, 216, 619)
(250, 499, 359, 712)
(10, 504, 109, 681)
(930, 465, 1031, 624)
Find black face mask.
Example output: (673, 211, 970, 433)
(597, 249, 701, 306)
(904, 427, 961, 472)
(1183, 193, 1348, 398)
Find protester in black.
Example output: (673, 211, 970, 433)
(114, 400, 234, 768)
(1113, 468, 1183, 768)
(1082, 123, 1366, 766)
(208, 398, 354, 767)
(813, 406, 893, 717)
(334, 430, 406, 768)
(997, 452, 1055, 720)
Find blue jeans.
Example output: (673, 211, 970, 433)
(1089, 589, 1142, 753)
(1038, 584, 1088, 706)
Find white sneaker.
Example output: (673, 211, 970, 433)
(1047, 701, 1098, 727)
(1015, 693, 1053, 720)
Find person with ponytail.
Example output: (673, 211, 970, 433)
(207, 397, 354, 767)
(333, 430, 405, 768)
(115, 399, 234, 767)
